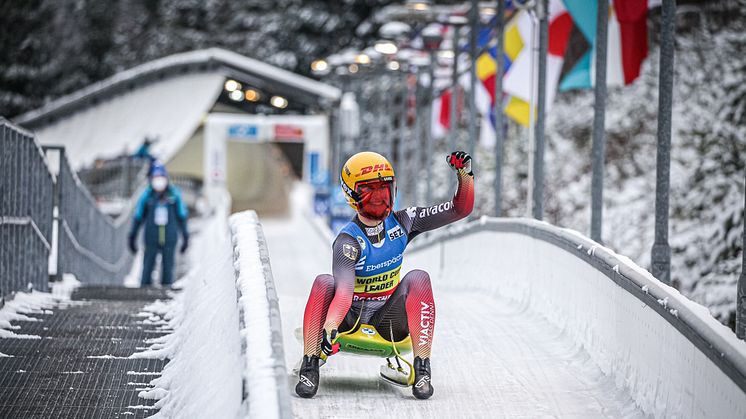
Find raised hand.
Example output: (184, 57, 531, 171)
(446, 151, 473, 176)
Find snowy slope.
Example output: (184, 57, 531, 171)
(261, 185, 645, 418)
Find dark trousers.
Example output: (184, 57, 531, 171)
(141, 244, 175, 286)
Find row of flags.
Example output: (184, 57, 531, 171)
(433, 0, 660, 145)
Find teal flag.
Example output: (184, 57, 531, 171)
(559, 0, 598, 90)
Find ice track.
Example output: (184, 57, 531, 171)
(261, 194, 644, 418)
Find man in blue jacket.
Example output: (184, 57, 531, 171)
(128, 163, 189, 287)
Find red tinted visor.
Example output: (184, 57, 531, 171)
(355, 178, 393, 196)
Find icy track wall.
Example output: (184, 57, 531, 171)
(149, 209, 291, 418)
(230, 211, 292, 419)
(145, 206, 243, 418)
(406, 218, 746, 419)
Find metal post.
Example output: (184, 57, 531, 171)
(412, 67, 423, 204)
(468, 0, 479, 163)
(494, 0, 506, 217)
(532, 0, 548, 220)
(738, 171, 746, 339)
(527, 12, 537, 217)
(331, 105, 341, 185)
(591, 0, 609, 243)
(651, 0, 675, 285)
(450, 24, 461, 153)
(397, 71, 409, 207)
(426, 52, 435, 204)
(385, 73, 396, 162)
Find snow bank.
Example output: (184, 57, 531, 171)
(406, 218, 746, 419)
(229, 211, 292, 419)
(133, 205, 290, 418)
(138, 203, 244, 418)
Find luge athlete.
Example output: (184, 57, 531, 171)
(296, 150, 474, 400)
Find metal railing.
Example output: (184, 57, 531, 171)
(0, 119, 55, 301)
(1, 118, 144, 302)
(76, 156, 149, 212)
(48, 147, 138, 284)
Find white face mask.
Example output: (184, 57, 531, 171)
(151, 176, 168, 192)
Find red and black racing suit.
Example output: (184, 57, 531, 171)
(302, 169, 474, 360)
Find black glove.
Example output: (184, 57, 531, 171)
(446, 151, 473, 176)
(180, 235, 189, 254)
(128, 233, 137, 254)
(321, 329, 340, 357)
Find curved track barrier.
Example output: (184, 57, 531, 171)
(142, 208, 291, 418)
(407, 217, 746, 418)
(0, 119, 54, 300)
(230, 211, 292, 419)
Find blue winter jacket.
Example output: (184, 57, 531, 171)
(130, 185, 189, 247)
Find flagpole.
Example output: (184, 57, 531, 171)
(448, 18, 466, 154)
(397, 69, 409, 207)
(527, 10, 537, 218)
(738, 169, 746, 339)
(591, 0, 609, 243)
(493, 0, 506, 217)
(651, 0, 676, 285)
(532, 0, 548, 220)
(426, 48, 436, 204)
(468, 0, 479, 168)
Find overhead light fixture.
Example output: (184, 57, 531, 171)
(224, 79, 241, 92)
(438, 50, 455, 60)
(245, 89, 260, 102)
(270, 95, 288, 109)
(374, 41, 399, 55)
(348, 63, 359, 73)
(387, 61, 401, 71)
(229, 90, 244, 102)
(405, 0, 431, 11)
(311, 59, 329, 72)
(481, 7, 496, 16)
(355, 54, 371, 65)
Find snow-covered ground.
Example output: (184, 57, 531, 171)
(134, 199, 244, 419)
(0, 274, 81, 341)
(262, 185, 647, 418)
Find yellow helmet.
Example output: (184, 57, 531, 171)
(340, 151, 396, 212)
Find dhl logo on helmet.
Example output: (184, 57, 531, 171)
(355, 164, 391, 177)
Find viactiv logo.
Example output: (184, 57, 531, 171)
(418, 301, 433, 347)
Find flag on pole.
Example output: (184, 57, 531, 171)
(503, 2, 573, 126)
(560, 0, 656, 90)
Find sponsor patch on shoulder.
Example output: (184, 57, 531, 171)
(405, 206, 417, 218)
(342, 243, 358, 260)
(356, 236, 366, 250)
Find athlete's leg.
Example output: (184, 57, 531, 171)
(302, 274, 335, 356)
(369, 269, 436, 359)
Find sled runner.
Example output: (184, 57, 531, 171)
(294, 321, 415, 387)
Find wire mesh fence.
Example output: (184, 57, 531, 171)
(1, 118, 148, 302)
(51, 147, 139, 284)
(0, 119, 55, 301)
(76, 156, 149, 215)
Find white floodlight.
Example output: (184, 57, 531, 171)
(270, 96, 288, 109)
(229, 90, 244, 101)
(374, 41, 398, 55)
(224, 80, 241, 92)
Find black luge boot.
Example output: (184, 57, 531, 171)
(295, 355, 321, 398)
(412, 356, 434, 399)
